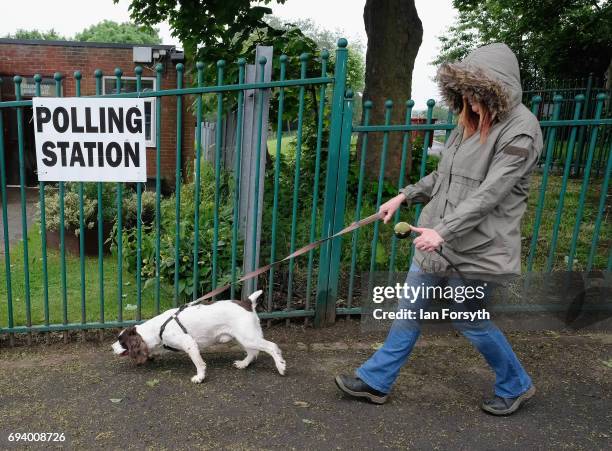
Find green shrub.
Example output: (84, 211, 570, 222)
(120, 162, 238, 299)
(43, 182, 155, 234)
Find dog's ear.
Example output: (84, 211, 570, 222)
(126, 331, 149, 365)
(124, 326, 138, 336)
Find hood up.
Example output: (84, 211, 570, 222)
(436, 43, 522, 120)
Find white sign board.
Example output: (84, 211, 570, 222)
(33, 97, 147, 182)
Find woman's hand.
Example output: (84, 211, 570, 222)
(379, 193, 407, 224)
(411, 226, 444, 252)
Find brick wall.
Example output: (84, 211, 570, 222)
(0, 40, 195, 184)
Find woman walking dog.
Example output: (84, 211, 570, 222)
(335, 43, 543, 415)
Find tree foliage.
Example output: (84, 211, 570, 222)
(266, 16, 366, 92)
(75, 20, 161, 44)
(117, 0, 286, 65)
(3, 29, 66, 40)
(436, 0, 612, 87)
(119, 1, 341, 127)
(119, 1, 324, 107)
(4, 21, 161, 44)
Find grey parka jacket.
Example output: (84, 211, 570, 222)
(400, 43, 543, 275)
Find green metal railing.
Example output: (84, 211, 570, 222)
(337, 92, 610, 317)
(0, 39, 610, 335)
(0, 42, 340, 334)
(523, 74, 612, 178)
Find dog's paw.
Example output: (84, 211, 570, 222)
(191, 374, 205, 384)
(233, 359, 249, 370)
(277, 358, 286, 376)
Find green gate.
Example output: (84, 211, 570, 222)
(0, 39, 610, 335)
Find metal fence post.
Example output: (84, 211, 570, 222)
(240, 47, 273, 298)
(325, 91, 355, 322)
(527, 95, 562, 271)
(315, 38, 349, 327)
(567, 93, 607, 270)
(572, 72, 594, 177)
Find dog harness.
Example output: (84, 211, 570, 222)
(158, 303, 191, 352)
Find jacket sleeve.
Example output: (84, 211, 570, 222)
(399, 170, 439, 205)
(433, 134, 540, 241)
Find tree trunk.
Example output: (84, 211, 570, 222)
(359, 0, 423, 183)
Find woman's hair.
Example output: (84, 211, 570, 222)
(458, 97, 493, 143)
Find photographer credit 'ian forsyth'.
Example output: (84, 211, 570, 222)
(372, 308, 491, 321)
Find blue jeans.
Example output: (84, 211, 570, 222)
(357, 263, 532, 398)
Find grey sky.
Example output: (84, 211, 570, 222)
(0, 0, 457, 108)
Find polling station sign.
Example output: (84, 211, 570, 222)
(33, 97, 147, 182)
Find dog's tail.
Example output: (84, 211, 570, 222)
(248, 290, 263, 310)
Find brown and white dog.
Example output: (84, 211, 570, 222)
(111, 290, 285, 383)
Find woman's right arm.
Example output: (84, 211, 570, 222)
(379, 170, 439, 223)
(399, 170, 439, 204)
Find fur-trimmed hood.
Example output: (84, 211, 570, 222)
(436, 43, 522, 120)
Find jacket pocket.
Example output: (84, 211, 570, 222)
(449, 225, 495, 254)
(444, 180, 471, 217)
(444, 179, 494, 254)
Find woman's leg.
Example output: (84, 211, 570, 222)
(448, 278, 532, 398)
(355, 264, 442, 394)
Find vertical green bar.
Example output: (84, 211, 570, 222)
(173, 63, 184, 306)
(315, 38, 348, 327)
(135, 66, 143, 319)
(572, 73, 594, 177)
(250, 57, 268, 277)
(445, 109, 454, 141)
(212, 60, 225, 292)
(54, 72, 68, 326)
(267, 55, 287, 309)
(94, 70, 104, 323)
(325, 91, 355, 318)
(13, 76, 31, 328)
(75, 71, 86, 324)
(231, 59, 246, 300)
(368, 100, 393, 282)
(409, 99, 435, 263)
(0, 78, 14, 330)
(594, 118, 609, 177)
(115, 68, 124, 322)
(526, 95, 562, 271)
(286, 53, 309, 311)
(305, 50, 329, 310)
(74, 70, 87, 324)
(34, 74, 49, 326)
(587, 139, 612, 271)
(154, 63, 163, 313)
(388, 100, 414, 276)
(567, 94, 607, 271)
(347, 101, 372, 308)
(546, 95, 583, 272)
(192, 62, 204, 300)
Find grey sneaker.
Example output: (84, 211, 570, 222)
(334, 374, 388, 404)
(481, 386, 536, 416)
